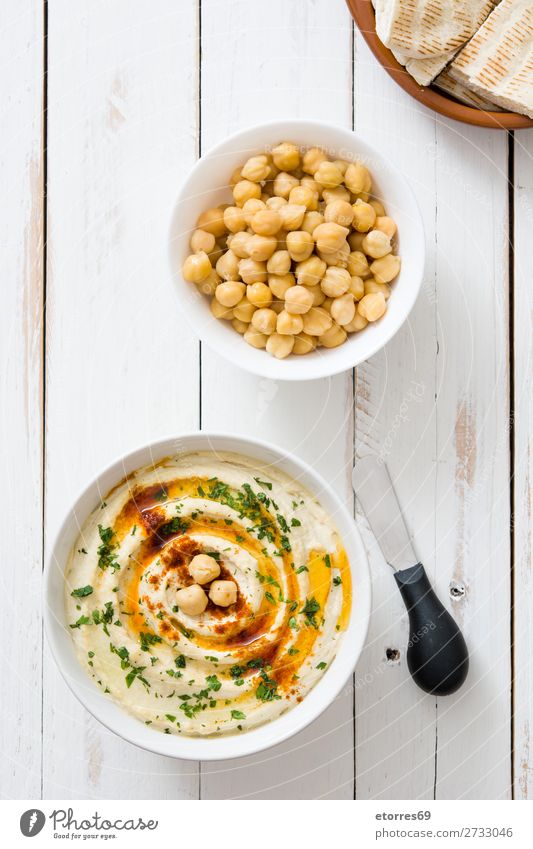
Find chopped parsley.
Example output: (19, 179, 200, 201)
(316, 661, 327, 670)
(97, 525, 120, 572)
(300, 597, 320, 629)
(231, 709, 246, 720)
(70, 585, 93, 598)
(175, 654, 187, 669)
(139, 631, 163, 652)
(333, 575, 342, 586)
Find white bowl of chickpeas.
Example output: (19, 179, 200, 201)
(170, 121, 424, 380)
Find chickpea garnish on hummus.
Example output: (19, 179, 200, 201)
(65, 452, 351, 737)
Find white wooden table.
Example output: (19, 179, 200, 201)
(2, 0, 532, 800)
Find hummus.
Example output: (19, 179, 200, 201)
(65, 452, 352, 736)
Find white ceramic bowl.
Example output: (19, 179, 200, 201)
(169, 120, 425, 381)
(44, 433, 371, 761)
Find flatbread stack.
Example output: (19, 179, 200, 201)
(372, 0, 533, 117)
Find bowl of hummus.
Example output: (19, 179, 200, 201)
(45, 433, 371, 760)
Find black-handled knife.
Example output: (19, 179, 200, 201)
(352, 455, 469, 696)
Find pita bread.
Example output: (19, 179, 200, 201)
(449, 0, 533, 117)
(374, 0, 497, 60)
(434, 69, 503, 109)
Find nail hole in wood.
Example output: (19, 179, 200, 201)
(449, 579, 466, 600)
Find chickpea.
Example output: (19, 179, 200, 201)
(296, 255, 326, 286)
(301, 211, 324, 235)
(251, 209, 282, 236)
(358, 292, 387, 321)
(300, 176, 321, 197)
(319, 323, 347, 348)
(276, 309, 303, 335)
(375, 215, 397, 239)
(196, 207, 227, 238)
(325, 200, 354, 227)
(229, 166, 242, 186)
(314, 160, 344, 189)
(348, 230, 366, 252)
(216, 249, 240, 281)
(362, 229, 391, 259)
(302, 146, 328, 175)
(352, 200, 377, 233)
(247, 234, 277, 262)
(267, 249, 291, 275)
(321, 297, 333, 313)
(266, 333, 294, 359)
(344, 162, 372, 195)
(268, 272, 294, 300)
(242, 197, 265, 226)
(347, 250, 371, 278)
(330, 293, 356, 326)
(215, 280, 245, 307)
(284, 285, 314, 315)
(333, 158, 349, 175)
(210, 297, 233, 320)
(209, 580, 237, 607)
(286, 230, 314, 262)
(233, 179, 261, 207)
(364, 278, 391, 299)
(293, 332, 317, 355)
(197, 269, 220, 297)
(190, 229, 216, 254)
(239, 258, 267, 285)
(353, 191, 370, 204)
(313, 222, 349, 255)
(321, 266, 351, 297)
(369, 198, 386, 217)
(241, 154, 270, 182)
(223, 206, 246, 234)
(272, 141, 300, 172)
(289, 185, 318, 211)
(229, 230, 251, 258)
(251, 307, 277, 335)
(302, 307, 333, 336)
(273, 171, 299, 199)
(183, 251, 212, 283)
(307, 283, 326, 306)
(233, 298, 256, 323)
(266, 195, 287, 211)
(370, 254, 401, 284)
(189, 553, 220, 585)
(318, 240, 349, 268)
(348, 275, 365, 300)
(344, 311, 368, 332)
(231, 318, 248, 334)
(244, 327, 268, 349)
(247, 281, 273, 308)
(322, 184, 351, 204)
(175, 584, 208, 616)
(279, 203, 306, 231)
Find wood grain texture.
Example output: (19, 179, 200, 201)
(198, 0, 356, 799)
(0, 0, 44, 799)
(513, 129, 533, 800)
(43, 0, 201, 799)
(353, 34, 511, 799)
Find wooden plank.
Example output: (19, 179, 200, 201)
(432, 124, 511, 800)
(513, 128, 533, 800)
(0, 0, 44, 799)
(353, 35, 511, 799)
(353, 33, 440, 800)
(199, 0, 355, 799)
(43, 0, 201, 799)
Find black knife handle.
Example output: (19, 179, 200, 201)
(394, 563, 469, 696)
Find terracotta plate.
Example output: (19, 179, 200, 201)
(347, 0, 533, 130)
